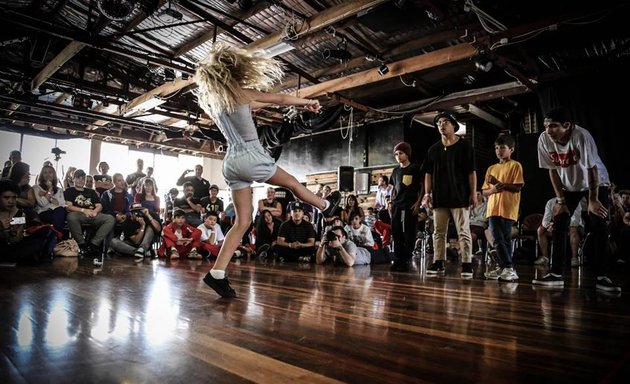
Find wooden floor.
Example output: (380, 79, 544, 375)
(1, 254, 629, 384)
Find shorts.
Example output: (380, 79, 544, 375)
(222, 140, 277, 190)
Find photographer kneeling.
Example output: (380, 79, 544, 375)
(109, 204, 161, 263)
(316, 226, 371, 266)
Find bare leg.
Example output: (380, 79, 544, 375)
(266, 165, 326, 210)
(212, 187, 254, 271)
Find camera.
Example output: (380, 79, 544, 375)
(325, 230, 338, 243)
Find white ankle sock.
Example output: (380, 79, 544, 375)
(210, 269, 225, 279)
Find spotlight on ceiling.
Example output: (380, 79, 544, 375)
(474, 60, 493, 72)
(97, 0, 137, 21)
(378, 64, 390, 76)
(322, 49, 352, 62)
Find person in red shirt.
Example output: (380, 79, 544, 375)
(159, 209, 201, 259)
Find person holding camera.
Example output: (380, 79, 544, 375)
(316, 226, 371, 266)
(109, 204, 162, 263)
(176, 165, 210, 200)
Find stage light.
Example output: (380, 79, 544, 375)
(475, 60, 493, 72)
(322, 49, 352, 62)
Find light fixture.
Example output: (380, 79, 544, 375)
(97, 0, 137, 21)
(322, 48, 352, 62)
(323, 39, 351, 63)
(378, 64, 389, 76)
(259, 41, 295, 58)
(475, 59, 493, 72)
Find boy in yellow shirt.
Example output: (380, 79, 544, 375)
(482, 135, 524, 281)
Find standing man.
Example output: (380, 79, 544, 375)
(422, 112, 477, 278)
(125, 158, 146, 197)
(1, 150, 21, 178)
(94, 161, 114, 196)
(176, 164, 210, 200)
(389, 142, 422, 271)
(532, 107, 619, 292)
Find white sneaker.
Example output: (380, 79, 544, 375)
(188, 248, 201, 259)
(133, 247, 145, 263)
(484, 267, 501, 280)
(499, 267, 519, 281)
(533, 256, 549, 266)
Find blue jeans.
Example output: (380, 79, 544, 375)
(488, 216, 515, 268)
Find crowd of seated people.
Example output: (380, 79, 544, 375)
(2, 145, 625, 287)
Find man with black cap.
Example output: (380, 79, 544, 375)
(421, 111, 477, 278)
(389, 141, 423, 271)
(200, 184, 224, 214)
(533, 106, 620, 292)
(276, 201, 317, 262)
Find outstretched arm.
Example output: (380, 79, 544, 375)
(242, 89, 321, 113)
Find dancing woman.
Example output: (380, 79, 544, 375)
(195, 45, 340, 297)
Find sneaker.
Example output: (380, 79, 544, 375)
(188, 248, 202, 259)
(595, 276, 621, 292)
(484, 267, 501, 280)
(427, 261, 445, 274)
(498, 267, 519, 282)
(257, 243, 270, 256)
(322, 191, 341, 217)
(203, 272, 236, 298)
(133, 247, 145, 263)
(461, 263, 473, 279)
(170, 247, 179, 259)
(570, 257, 581, 267)
(532, 273, 564, 287)
(534, 256, 549, 266)
(233, 250, 243, 258)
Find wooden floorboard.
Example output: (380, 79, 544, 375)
(0, 255, 629, 383)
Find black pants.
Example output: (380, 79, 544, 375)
(391, 206, 417, 263)
(551, 187, 610, 276)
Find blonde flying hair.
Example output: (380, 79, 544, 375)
(194, 44, 285, 116)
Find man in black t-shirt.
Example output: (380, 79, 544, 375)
(276, 201, 317, 261)
(421, 112, 477, 278)
(93, 161, 113, 195)
(173, 182, 202, 227)
(64, 169, 116, 255)
(389, 142, 423, 271)
(109, 205, 161, 263)
(200, 184, 224, 214)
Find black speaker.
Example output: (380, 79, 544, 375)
(338, 166, 354, 192)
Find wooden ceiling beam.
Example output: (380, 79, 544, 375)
(295, 43, 479, 98)
(247, 0, 389, 51)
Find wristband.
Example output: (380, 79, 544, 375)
(556, 197, 566, 205)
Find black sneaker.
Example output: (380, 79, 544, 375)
(461, 262, 473, 279)
(532, 273, 564, 287)
(257, 243, 270, 256)
(596, 276, 621, 292)
(427, 261, 445, 274)
(203, 272, 236, 298)
(322, 191, 341, 217)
